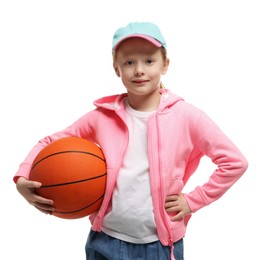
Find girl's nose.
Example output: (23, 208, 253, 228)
(134, 64, 144, 76)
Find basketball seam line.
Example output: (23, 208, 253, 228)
(54, 193, 105, 214)
(39, 172, 107, 188)
(31, 150, 106, 170)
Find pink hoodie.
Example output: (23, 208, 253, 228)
(14, 89, 248, 260)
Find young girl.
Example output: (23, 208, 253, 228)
(14, 22, 248, 260)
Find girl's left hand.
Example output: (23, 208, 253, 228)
(165, 193, 191, 221)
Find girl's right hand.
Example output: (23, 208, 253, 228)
(16, 177, 54, 215)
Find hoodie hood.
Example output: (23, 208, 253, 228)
(93, 89, 184, 112)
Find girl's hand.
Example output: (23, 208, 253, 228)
(165, 193, 191, 221)
(16, 177, 54, 214)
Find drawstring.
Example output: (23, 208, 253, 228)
(170, 240, 176, 260)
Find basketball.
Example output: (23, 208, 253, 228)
(29, 137, 107, 219)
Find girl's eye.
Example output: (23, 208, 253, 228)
(126, 60, 134, 65)
(146, 59, 153, 64)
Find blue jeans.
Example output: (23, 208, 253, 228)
(85, 230, 184, 260)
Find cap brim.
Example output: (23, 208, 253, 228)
(113, 34, 162, 51)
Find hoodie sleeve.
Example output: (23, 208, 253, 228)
(184, 111, 248, 213)
(13, 110, 99, 183)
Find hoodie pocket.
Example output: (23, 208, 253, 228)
(164, 177, 184, 197)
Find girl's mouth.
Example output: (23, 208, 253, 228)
(132, 80, 148, 84)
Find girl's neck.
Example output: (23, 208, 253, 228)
(127, 91, 161, 112)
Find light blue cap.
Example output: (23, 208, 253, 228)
(112, 22, 167, 51)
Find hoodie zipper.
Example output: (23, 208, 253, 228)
(148, 111, 176, 260)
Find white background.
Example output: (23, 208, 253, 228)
(1, 0, 262, 259)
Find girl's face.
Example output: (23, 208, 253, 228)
(113, 38, 169, 110)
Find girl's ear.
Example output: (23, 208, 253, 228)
(113, 62, 120, 77)
(162, 58, 170, 75)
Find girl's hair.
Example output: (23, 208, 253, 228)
(160, 47, 167, 89)
(160, 47, 167, 61)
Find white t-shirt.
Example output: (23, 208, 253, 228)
(102, 99, 158, 244)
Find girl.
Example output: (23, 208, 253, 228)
(14, 22, 248, 260)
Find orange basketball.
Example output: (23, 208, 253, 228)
(29, 137, 107, 219)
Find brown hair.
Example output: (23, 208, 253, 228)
(160, 47, 167, 61)
(160, 47, 168, 89)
